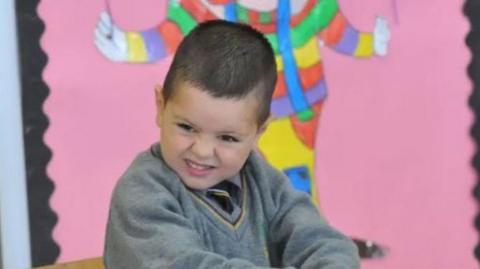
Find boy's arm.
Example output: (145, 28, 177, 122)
(261, 163, 359, 268)
(104, 174, 293, 269)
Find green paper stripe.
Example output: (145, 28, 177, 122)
(297, 109, 314, 121)
(237, 5, 249, 23)
(259, 11, 271, 23)
(266, 0, 339, 54)
(291, 0, 338, 46)
(167, 3, 196, 35)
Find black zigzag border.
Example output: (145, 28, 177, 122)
(464, 0, 480, 264)
(16, 0, 60, 266)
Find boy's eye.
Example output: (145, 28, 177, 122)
(219, 135, 239, 143)
(177, 123, 194, 132)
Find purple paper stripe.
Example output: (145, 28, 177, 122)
(333, 24, 359, 55)
(141, 28, 167, 62)
(271, 80, 327, 118)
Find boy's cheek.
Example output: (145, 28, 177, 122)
(218, 148, 250, 165)
(169, 135, 193, 150)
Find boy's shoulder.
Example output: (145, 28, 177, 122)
(244, 150, 296, 202)
(245, 150, 289, 186)
(113, 143, 183, 200)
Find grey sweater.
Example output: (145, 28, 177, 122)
(104, 144, 359, 269)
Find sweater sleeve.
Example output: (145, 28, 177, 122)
(104, 164, 293, 269)
(260, 160, 360, 269)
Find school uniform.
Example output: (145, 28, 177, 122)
(104, 143, 359, 269)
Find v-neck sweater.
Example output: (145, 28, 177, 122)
(104, 143, 359, 269)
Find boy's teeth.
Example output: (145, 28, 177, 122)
(188, 160, 210, 169)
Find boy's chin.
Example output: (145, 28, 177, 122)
(179, 176, 220, 190)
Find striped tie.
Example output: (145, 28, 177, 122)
(207, 182, 236, 214)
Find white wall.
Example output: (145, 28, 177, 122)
(0, 0, 32, 268)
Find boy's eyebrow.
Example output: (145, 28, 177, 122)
(172, 115, 197, 126)
(218, 131, 241, 136)
(218, 128, 251, 137)
(173, 114, 248, 136)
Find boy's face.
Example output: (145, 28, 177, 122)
(156, 82, 266, 190)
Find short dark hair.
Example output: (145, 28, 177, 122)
(162, 20, 277, 126)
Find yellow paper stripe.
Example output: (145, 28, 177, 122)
(275, 37, 321, 72)
(258, 117, 318, 204)
(354, 33, 374, 57)
(126, 32, 148, 62)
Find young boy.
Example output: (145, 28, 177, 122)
(104, 20, 359, 269)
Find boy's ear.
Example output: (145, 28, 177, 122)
(154, 85, 164, 126)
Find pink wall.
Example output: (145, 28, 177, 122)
(317, 1, 476, 268)
(38, 0, 476, 267)
(39, 0, 169, 261)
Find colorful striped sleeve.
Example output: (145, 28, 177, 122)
(125, 20, 184, 63)
(319, 11, 375, 58)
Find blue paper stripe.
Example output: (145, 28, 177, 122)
(224, 3, 237, 22)
(277, 0, 309, 113)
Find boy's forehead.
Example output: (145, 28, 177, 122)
(169, 79, 258, 105)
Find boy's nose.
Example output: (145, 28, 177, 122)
(190, 136, 215, 159)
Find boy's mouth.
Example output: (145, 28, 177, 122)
(185, 159, 215, 176)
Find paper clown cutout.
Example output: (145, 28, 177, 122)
(94, 0, 390, 215)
